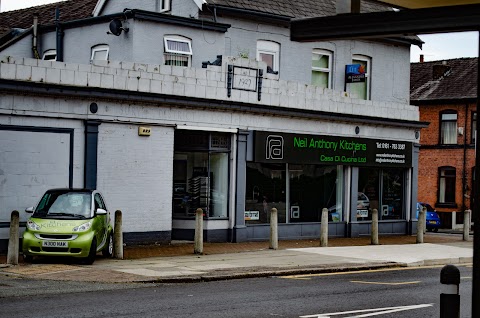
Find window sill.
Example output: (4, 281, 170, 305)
(435, 202, 457, 209)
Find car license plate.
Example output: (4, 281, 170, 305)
(42, 241, 68, 248)
(428, 221, 437, 224)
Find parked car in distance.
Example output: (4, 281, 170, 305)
(416, 202, 441, 232)
(22, 188, 114, 264)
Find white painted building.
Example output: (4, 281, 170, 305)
(0, 0, 426, 250)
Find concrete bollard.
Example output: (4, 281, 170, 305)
(416, 206, 426, 243)
(463, 210, 471, 241)
(194, 208, 203, 254)
(371, 208, 379, 245)
(440, 264, 460, 318)
(114, 210, 123, 259)
(7, 210, 19, 265)
(320, 208, 328, 247)
(269, 208, 278, 250)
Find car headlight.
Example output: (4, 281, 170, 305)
(73, 221, 92, 232)
(27, 220, 41, 231)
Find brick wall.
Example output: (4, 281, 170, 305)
(418, 102, 476, 212)
(96, 123, 174, 233)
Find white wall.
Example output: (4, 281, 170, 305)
(96, 123, 174, 233)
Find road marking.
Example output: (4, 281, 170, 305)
(281, 264, 471, 280)
(350, 280, 421, 285)
(299, 303, 434, 317)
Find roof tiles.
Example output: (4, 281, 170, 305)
(410, 58, 477, 101)
(0, 0, 97, 33)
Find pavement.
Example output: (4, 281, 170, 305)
(0, 232, 473, 284)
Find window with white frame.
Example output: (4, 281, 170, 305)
(440, 110, 458, 145)
(257, 40, 280, 74)
(90, 44, 109, 61)
(164, 35, 192, 67)
(351, 55, 371, 100)
(312, 49, 333, 89)
(159, 0, 171, 12)
(42, 49, 57, 61)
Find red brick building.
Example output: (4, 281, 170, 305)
(411, 58, 477, 228)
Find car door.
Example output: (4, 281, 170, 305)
(93, 193, 108, 250)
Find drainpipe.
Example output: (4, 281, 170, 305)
(463, 104, 469, 213)
(55, 6, 64, 62)
(32, 14, 40, 59)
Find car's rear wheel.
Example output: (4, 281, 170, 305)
(83, 238, 97, 265)
(433, 228, 438, 232)
(102, 232, 114, 258)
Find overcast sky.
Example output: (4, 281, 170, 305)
(1, 0, 478, 63)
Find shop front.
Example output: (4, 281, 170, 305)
(238, 130, 413, 240)
(171, 129, 233, 242)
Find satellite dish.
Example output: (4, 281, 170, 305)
(108, 18, 128, 36)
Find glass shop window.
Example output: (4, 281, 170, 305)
(245, 163, 286, 224)
(289, 164, 343, 222)
(358, 168, 405, 221)
(172, 130, 230, 218)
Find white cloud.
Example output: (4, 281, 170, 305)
(1, 0, 67, 12)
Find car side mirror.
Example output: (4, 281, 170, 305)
(25, 207, 34, 213)
(96, 208, 107, 215)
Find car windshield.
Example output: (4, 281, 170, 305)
(421, 203, 435, 212)
(33, 191, 91, 219)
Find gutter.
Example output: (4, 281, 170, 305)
(38, 9, 230, 33)
(204, 4, 291, 26)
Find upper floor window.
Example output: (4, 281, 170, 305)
(257, 40, 280, 75)
(42, 49, 57, 61)
(438, 166, 456, 204)
(312, 49, 333, 89)
(91, 44, 109, 61)
(351, 55, 371, 100)
(164, 35, 192, 67)
(159, 0, 171, 12)
(440, 110, 457, 145)
(471, 112, 477, 145)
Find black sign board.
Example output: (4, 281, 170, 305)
(254, 131, 412, 168)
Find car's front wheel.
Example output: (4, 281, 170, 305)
(102, 232, 114, 258)
(433, 228, 439, 232)
(23, 254, 33, 263)
(83, 238, 97, 265)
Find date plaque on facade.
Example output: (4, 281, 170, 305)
(232, 66, 258, 91)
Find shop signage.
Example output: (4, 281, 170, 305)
(345, 64, 366, 83)
(254, 131, 412, 168)
(357, 209, 369, 218)
(244, 211, 260, 220)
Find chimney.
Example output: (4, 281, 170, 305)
(433, 62, 451, 80)
(420, 54, 424, 63)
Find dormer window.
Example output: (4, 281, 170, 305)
(42, 49, 57, 61)
(90, 44, 109, 62)
(164, 36, 192, 67)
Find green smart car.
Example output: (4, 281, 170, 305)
(22, 189, 114, 265)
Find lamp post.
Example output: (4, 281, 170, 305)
(472, 31, 480, 317)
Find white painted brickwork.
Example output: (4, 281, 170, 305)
(96, 123, 174, 233)
(0, 55, 419, 122)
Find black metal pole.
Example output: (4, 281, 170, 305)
(473, 30, 480, 318)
